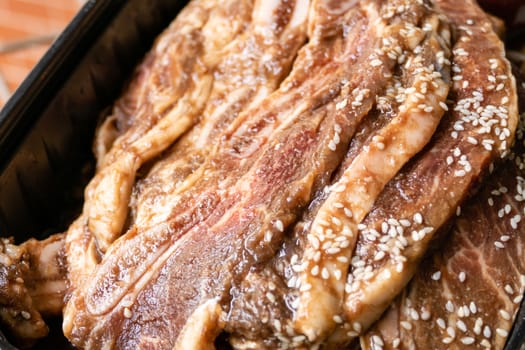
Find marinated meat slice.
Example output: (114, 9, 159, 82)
(130, 0, 309, 230)
(0, 0, 517, 349)
(66, 0, 254, 281)
(65, 0, 256, 303)
(225, 0, 452, 348)
(292, 8, 450, 343)
(0, 238, 47, 348)
(0, 234, 66, 348)
(327, 0, 518, 345)
(63, 0, 442, 347)
(62, 2, 336, 348)
(361, 98, 525, 350)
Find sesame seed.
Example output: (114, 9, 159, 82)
(371, 59, 383, 67)
(327, 247, 341, 255)
(457, 319, 467, 332)
(336, 99, 348, 110)
(300, 283, 311, 292)
(410, 309, 420, 321)
(446, 326, 456, 338)
(333, 132, 341, 145)
(20, 311, 31, 320)
(442, 337, 453, 344)
(392, 338, 400, 348)
(458, 271, 466, 282)
(124, 307, 132, 318)
(469, 302, 477, 314)
(461, 337, 475, 345)
(292, 335, 306, 343)
(421, 309, 431, 320)
(400, 321, 412, 330)
(474, 318, 483, 334)
(374, 251, 386, 261)
(446, 300, 454, 312)
(266, 292, 276, 303)
(467, 136, 478, 145)
(483, 325, 491, 338)
(311, 265, 319, 276)
(495, 241, 505, 249)
(321, 267, 330, 280)
(372, 335, 384, 346)
(333, 315, 343, 324)
(274, 220, 284, 232)
(499, 309, 511, 320)
(496, 328, 508, 337)
(437, 318, 446, 329)
(399, 219, 411, 227)
(414, 213, 423, 224)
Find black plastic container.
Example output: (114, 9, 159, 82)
(0, 1, 523, 349)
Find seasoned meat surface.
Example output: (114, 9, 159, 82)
(0, 234, 66, 348)
(0, 0, 521, 349)
(64, 0, 519, 349)
(361, 81, 525, 350)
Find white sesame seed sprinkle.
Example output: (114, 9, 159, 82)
(499, 309, 511, 321)
(483, 325, 492, 338)
(442, 337, 453, 344)
(446, 326, 456, 338)
(321, 267, 330, 280)
(392, 338, 401, 348)
(333, 315, 343, 324)
(266, 292, 276, 303)
(496, 328, 508, 337)
(446, 300, 454, 312)
(400, 321, 412, 330)
(469, 302, 477, 314)
(458, 271, 466, 282)
(461, 337, 475, 345)
(457, 319, 467, 332)
(437, 318, 446, 329)
(474, 318, 483, 334)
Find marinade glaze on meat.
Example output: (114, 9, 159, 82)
(0, 0, 521, 349)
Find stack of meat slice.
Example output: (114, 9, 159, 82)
(0, 0, 522, 349)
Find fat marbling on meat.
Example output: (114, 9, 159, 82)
(0, 0, 520, 349)
(361, 72, 525, 350)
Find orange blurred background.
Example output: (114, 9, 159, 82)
(0, 0, 82, 107)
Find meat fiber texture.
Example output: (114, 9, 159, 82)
(0, 0, 521, 349)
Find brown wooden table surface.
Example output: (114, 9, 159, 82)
(0, 0, 82, 107)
